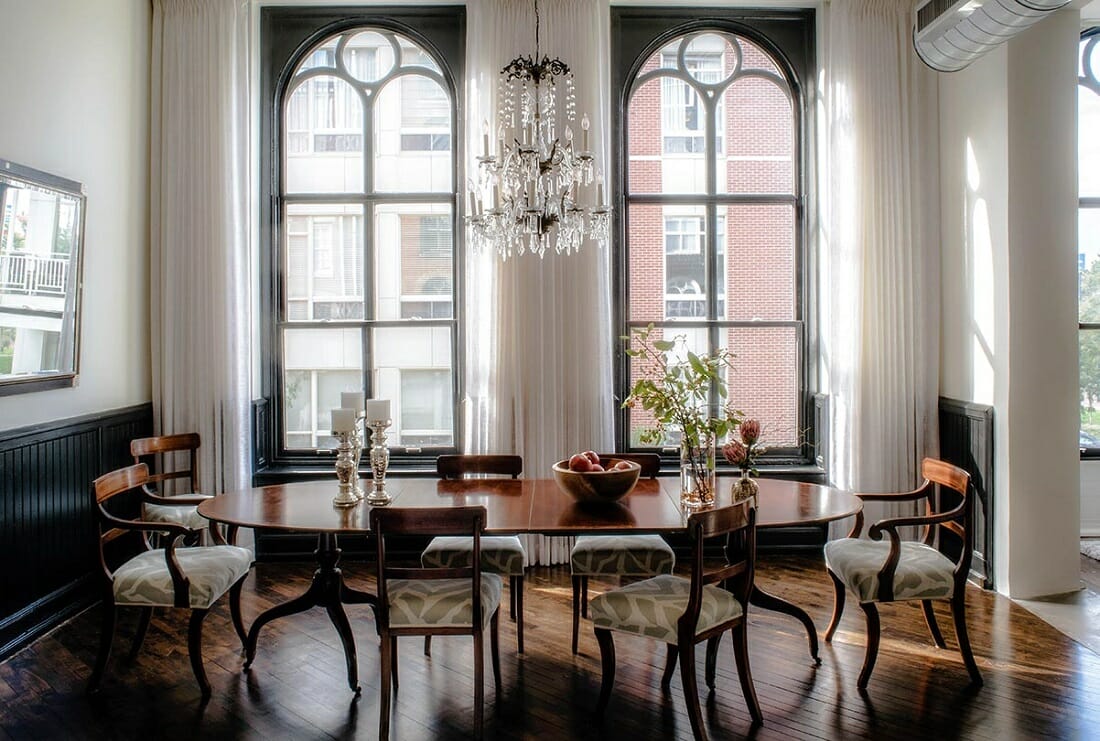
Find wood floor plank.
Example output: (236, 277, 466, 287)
(2, 553, 1099, 739)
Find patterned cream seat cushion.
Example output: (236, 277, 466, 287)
(824, 538, 956, 603)
(112, 545, 253, 609)
(386, 574, 503, 629)
(421, 536, 526, 575)
(589, 574, 742, 645)
(142, 494, 213, 531)
(571, 535, 675, 576)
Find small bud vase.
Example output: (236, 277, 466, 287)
(732, 468, 759, 502)
(680, 431, 716, 509)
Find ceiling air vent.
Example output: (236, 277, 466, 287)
(913, 0, 1069, 72)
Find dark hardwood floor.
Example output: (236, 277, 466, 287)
(3, 552, 1100, 740)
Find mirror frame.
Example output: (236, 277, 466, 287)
(0, 159, 86, 396)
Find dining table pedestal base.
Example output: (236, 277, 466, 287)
(243, 532, 376, 693)
(750, 584, 820, 663)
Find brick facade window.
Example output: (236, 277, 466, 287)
(613, 10, 814, 463)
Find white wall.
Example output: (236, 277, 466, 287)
(939, 10, 1081, 598)
(0, 0, 151, 430)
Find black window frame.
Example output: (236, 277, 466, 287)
(610, 7, 818, 470)
(257, 6, 466, 475)
(1079, 27, 1100, 458)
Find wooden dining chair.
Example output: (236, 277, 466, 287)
(590, 499, 761, 740)
(823, 457, 983, 688)
(421, 454, 527, 653)
(373, 506, 503, 740)
(131, 433, 224, 544)
(87, 463, 253, 699)
(569, 452, 674, 654)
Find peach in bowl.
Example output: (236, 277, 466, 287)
(552, 452, 641, 503)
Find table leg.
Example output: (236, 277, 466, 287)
(244, 532, 374, 693)
(750, 584, 820, 664)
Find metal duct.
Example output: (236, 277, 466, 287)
(913, 0, 1070, 72)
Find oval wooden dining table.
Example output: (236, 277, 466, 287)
(199, 476, 861, 692)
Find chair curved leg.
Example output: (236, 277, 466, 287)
(704, 634, 722, 690)
(188, 609, 212, 699)
(661, 643, 678, 690)
(921, 600, 947, 648)
(473, 628, 485, 738)
(581, 576, 589, 618)
(951, 593, 983, 686)
(490, 611, 502, 692)
(679, 640, 708, 741)
(379, 632, 393, 740)
(87, 602, 116, 694)
(732, 624, 763, 725)
(515, 575, 525, 654)
(509, 577, 517, 620)
(129, 607, 153, 662)
(824, 569, 845, 643)
(857, 602, 881, 689)
(572, 575, 583, 654)
(390, 637, 399, 689)
(594, 628, 616, 718)
(229, 577, 248, 648)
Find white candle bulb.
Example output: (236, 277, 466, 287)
(340, 392, 364, 415)
(331, 408, 356, 433)
(366, 398, 391, 422)
(581, 114, 590, 152)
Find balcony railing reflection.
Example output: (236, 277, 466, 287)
(0, 253, 70, 297)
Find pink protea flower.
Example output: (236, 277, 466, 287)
(723, 440, 748, 466)
(739, 419, 761, 445)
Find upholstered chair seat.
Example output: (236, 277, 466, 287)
(386, 574, 503, 629)
(571, 534, 675, 576)
(824, 539, 956, 603)
(112, 545, 253, 609)
(589, 574, 742, 645)
(422, 537, 525, 576)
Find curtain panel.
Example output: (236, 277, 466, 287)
(150, 0, 250, 495)
(465, 0, 614, 563)
(819, 0, 941, 518)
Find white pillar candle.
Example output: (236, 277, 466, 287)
(340, 392, 364, 415)
(331, 408, 356, 433)
(366, 398, 391, 422)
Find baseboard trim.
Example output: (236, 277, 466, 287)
(0, 576, 97, 662)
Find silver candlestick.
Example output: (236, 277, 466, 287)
(332, 430, 361, 508)
(366, 417, 392, 505)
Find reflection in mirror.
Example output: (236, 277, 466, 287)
(0, 159, 85, 395)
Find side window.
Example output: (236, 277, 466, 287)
(1080, 30, 1100, 454)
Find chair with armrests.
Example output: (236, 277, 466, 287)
(823, 457, 983, 688)
(373, 505, 503, 740)
(569, 452, 674, 654)
(87, 463, 253, 699)
(421, 454, 526, 653)
(131, 433, 229, 544)
(590, 499, 761, 741)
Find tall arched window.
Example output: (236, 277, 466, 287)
(260, 10, 463, 469)
(1079, 29, 1100, 454)
(615, 12, 813, 463)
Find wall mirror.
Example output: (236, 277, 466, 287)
(0, 159, 85, 396)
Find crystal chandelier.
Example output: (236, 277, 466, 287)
(465, 0, 610, 259)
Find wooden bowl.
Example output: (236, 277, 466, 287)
(552, 459, 641, 503)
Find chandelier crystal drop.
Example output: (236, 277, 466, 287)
(465, 0, 610, 259)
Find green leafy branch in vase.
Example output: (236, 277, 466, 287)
(622, 324, 742, 500)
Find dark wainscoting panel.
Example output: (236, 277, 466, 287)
(939, 397, 995, 590)
(0, 404, 153, 660)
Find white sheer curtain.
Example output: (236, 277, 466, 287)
(150, 0, 250, 495)
(819, 0, 940, 518)
(465, 0, 614, 563)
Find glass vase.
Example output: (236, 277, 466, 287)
(680, 431, 716, 509)
(732, 468, 759, 502)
